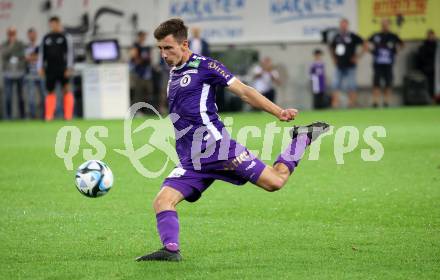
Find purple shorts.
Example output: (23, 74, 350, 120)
(162, 144, 266, 202)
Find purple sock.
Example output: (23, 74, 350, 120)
(274, 133, 310, 173)
(156, 210, 180, 252)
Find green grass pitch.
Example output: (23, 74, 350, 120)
(0, 107, 439, 279)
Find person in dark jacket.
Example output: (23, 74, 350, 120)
(38, 16, 74, 121)
(417, 29, 437, 100)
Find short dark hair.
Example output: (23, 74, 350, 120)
(49, 16, 60, 23)
(154, 18, 188, 42)
(313, 49, 322, 55)
(27, 27, 36, 33)
(137, 31, 147, 37)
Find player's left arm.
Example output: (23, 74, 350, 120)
(227, 78, 297, 122)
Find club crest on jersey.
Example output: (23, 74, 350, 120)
(180, 74, 191, 87)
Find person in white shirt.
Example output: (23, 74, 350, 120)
(252, 57, 280, 103)
(25, 28, 45, 119)
(188, 27, 210, 57)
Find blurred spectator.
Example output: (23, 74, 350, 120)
(130, 31, 153, 111)
(368, 19, 403, 108)
(25, 28, 45, 119)
(252, 57, 280, 103)
(189, 27, 210, 57)
(1, 27, 26, 119)
(309, 49, 330, 109)
(417, 29, 437, 100)
(329, 18, 367, 108)
(38, 16, 74, 121)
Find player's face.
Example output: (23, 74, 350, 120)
(157, 34, 189, 66)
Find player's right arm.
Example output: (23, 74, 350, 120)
(203, 57, 297, 121)
(227, 78, 297, 122)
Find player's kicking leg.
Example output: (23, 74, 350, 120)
(255, 121, 330, 191)
(136, 187, 184, 262)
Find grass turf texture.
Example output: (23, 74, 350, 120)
(0, 107, 439, 279)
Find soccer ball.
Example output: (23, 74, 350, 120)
(75, 160, 114, 198)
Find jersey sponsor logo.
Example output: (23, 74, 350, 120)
(180, 74, 192, 87)
(188, 59, 201, 68)
(208, 61, 231, 79)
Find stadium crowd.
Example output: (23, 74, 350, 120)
(1, 17, 438, 120)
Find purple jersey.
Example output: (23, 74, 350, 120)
(309, 62, 326, 94)
(167, 53, 236, 170)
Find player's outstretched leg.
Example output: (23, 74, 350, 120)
(256, 121, 330, 192)
(136, 187, 184, 262)
(290, 121, 330, 144)
(275, 121, 330, 172)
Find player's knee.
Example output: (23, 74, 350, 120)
(152, 196, 176, 212)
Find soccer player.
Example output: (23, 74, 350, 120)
(38, 16, 74, 121)
(136, 19, 329, 262)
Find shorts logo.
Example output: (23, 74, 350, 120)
(245, 161, 256, 171)
(223, 150, 251, 171)
(168, 167, 186, 178)
(180, 74, 191, 87)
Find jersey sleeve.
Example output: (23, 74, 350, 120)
(353, 33, 364, 45)
(203, 59, 235, 87)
